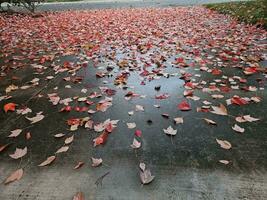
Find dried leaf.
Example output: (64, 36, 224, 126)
(219, 160, 230, 165)
(25, 132, 31, 140)
(9, 147, 27, 159)
(203, 118, 217, 125)
(26, 113, 44, 124)
(0, 143, 11, 153)
(54, 133, 65, 138)
(91, 157, 103, 167)
(73, 192, 85, 200)
(38, 155, 56, 166)
(8, 129, 22, 138)
(140, 169, 155, 185)
(232, 124, 245, 133)
(163, 126, 177, 136)
(211, 104, 228, 116)
(216, 139, 232, 150)
(65, 135, 74, 144)
(73, 161, 84, 169)
(130, 138, 141, 149)
(127, 122, 136, 129)
(174, 117, 183, 124)
(55, 146, 69, 154)
(4, 168, 23, 184)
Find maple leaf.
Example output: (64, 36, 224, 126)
(163, 126, 177, 136)
(177, 100, 191, 111)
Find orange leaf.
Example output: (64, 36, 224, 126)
(4, 103, 17, 113)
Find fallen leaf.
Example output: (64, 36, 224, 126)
(127, 122, 136, 129)
(211, 104, 228, 116)
(4, 168, 23, 184)
(136, 105, 144, 111)
(0, 143, 11, 153)
(130, 138, 141, 149)
(219, 160, 230, 165)
(25, 132, 31, 140)
(8, 129, 22, 138)
(55, 146, 69, 154)
(38, 155, 56, 166)
(203, 118, 217, 125)
(135, 130, 142, 137)
(9, 147, 27, 159)
(139, 163, 146, 171)
(177, 100, 191, 111)
(140, 169, 155, 185)
(73, 161, 84, 169)
(26, 113, 44, 124)
(93, 131, 109, 147)
(4, 103, 17, 113)
(216, 139, 232, 150)
(163, 126, 177, 136)
(91, 157, 103, 167)
(73, 192, 85, 200)
(174, 117, 183, 124)
(54, 133, 65, 138)
(232, 124, 245, 133)
(65, 135, 74, 144)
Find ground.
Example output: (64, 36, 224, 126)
(0, 2, 267, 200)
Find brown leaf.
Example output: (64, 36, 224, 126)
(4, 168, 23, 184)
(8, 129, 22, 138)
(55, 146, 69, 154)
(140, 169, 155, 185)
(65, 135, 74, 144)
(73, 192, 85, 200)
(25, 132, 31, 140)
(73, 161, 84, 170)
(203, 118, 217, 125)
(9, 147, 27, 159)
(0, 143, 11, 153)
(54, 133, 65, 138)
(91, 157, 103, 167)
(211, 104, 228, 116)
(219, 160, 230, 165)
(38, 155, 56, 167)
(216, 139, 232, 150)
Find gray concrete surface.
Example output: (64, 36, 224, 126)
(0, 3, 266, 200)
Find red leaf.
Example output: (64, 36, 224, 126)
(135, 130, 142, 137)
(231, 96, 248, 106)
(178, 100, 191, 111)
(93, 131, 109, 147)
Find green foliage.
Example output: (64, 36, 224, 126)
(205, 0, 267, 29)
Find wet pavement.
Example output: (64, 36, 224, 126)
(0, 5, 267, 200)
